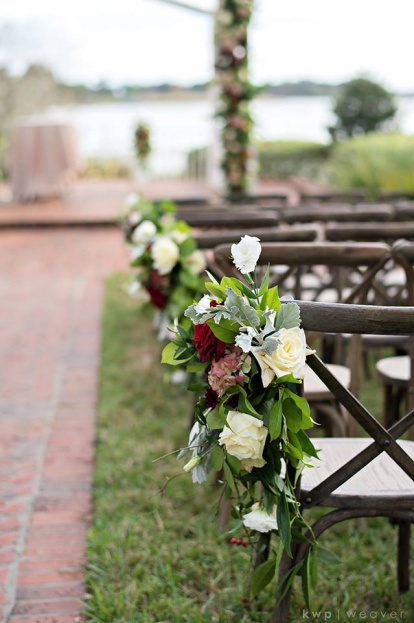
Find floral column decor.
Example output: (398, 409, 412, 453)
(134, 122, 151, 168)
(215, 0, 256, 200)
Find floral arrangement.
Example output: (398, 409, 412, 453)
(134, 122, 151, 165)
(123, 194, 206, 326)
(162, 235, 319, 604)
(215, 0, 258, 199)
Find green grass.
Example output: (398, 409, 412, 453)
(85, 275, 414, 623)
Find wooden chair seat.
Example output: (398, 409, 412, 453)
(301, 438, 414, 507)
(304, 363, 351, 400)
(376, 355, 410, 386)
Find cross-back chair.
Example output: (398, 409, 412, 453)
(272, 300, 414, 623)
(375, 241, 414, 429)
(213, 241, 392, 436)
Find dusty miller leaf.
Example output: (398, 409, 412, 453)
(275, 302, 301, 331)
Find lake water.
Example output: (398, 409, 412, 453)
(47, 96, 414, 176)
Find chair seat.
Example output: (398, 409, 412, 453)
(376, 355, 410, 385)
(304, 363, 351, 401)
(301, 437, 414, 508)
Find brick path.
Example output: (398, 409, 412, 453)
(0, 228, 129, 623)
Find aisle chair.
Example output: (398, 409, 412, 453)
(376, 240, 414, 430)
(272, 300, 414, 623)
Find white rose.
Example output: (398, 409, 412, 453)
(243, 503, 278, 533)
(124, 192, 140, 208)
(151, 236, 180, 275)
(132, 220, 157, 244)
(231, 235, 261, 274)
(185, 250, 206, 275)
(218, 411, 267, 472)
(252, 327, 310, 388)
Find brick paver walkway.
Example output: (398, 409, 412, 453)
(0, 228, 129, 623)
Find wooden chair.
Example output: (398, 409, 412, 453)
(325, 222, 414, 244)
(213, 241, 391, 436)
(375, 241, 414, 429)
(194, 225, 318, 250)
(273, 300, 414, 623)
(176, 209, 279, 229)
(279, 204, 394, 225)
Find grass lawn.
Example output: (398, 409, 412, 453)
(85, 274, 414, 623)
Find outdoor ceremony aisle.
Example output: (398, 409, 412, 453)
(0, 228, 128, 623)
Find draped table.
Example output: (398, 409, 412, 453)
(11, 121, 79, 202)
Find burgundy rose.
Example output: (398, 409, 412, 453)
(205, 387, 219, 409)
(143, 270, 169, 310)
(145, 286, 168, 309)
(193, 323, 226, 363)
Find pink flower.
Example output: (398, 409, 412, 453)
(208, 346, 246, 397)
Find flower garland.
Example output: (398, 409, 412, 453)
(162, 235, 319, 605)
(122, 194, 206, 328)
(215, 0, 257, 200)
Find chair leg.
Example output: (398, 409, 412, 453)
(271, 549, 296, 623)
(398, 521, 410, 592)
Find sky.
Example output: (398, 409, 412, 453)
(1, 0, 414, 92)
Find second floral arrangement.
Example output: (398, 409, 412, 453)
(123, 194, 206, 327)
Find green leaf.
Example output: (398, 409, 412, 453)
(302, 550, 312, 611)
(310, 546, 318, 588)
(221, 276, 243, 295)
(269, 400, 283, 440)
(237, 390, 263, 419)
(287, 432, 304, 460)
(186, 362, 208, 373)
(277, 491, 292, 557)
(285, 442, 303, 461)
(207, 319, 238, 343)
(296, 430, 319, 459)
(206, 410, 226, 430)
(180, 237, 197, 257)
(226, 453, 241, 475)
(210, 445, 224, 471)
(187, 382, 208, 391)
(205, 282, 226, 299)
(223, 461, 236, 493)
(260, 285, 281, 312)
(283, 397, 304, 433)
(258, 264, 271, 296)
(250, 558, 277, 599)
(161, 341, 182, 366)
(285, 390, 313, 430)
(205, 270, 219, 284)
